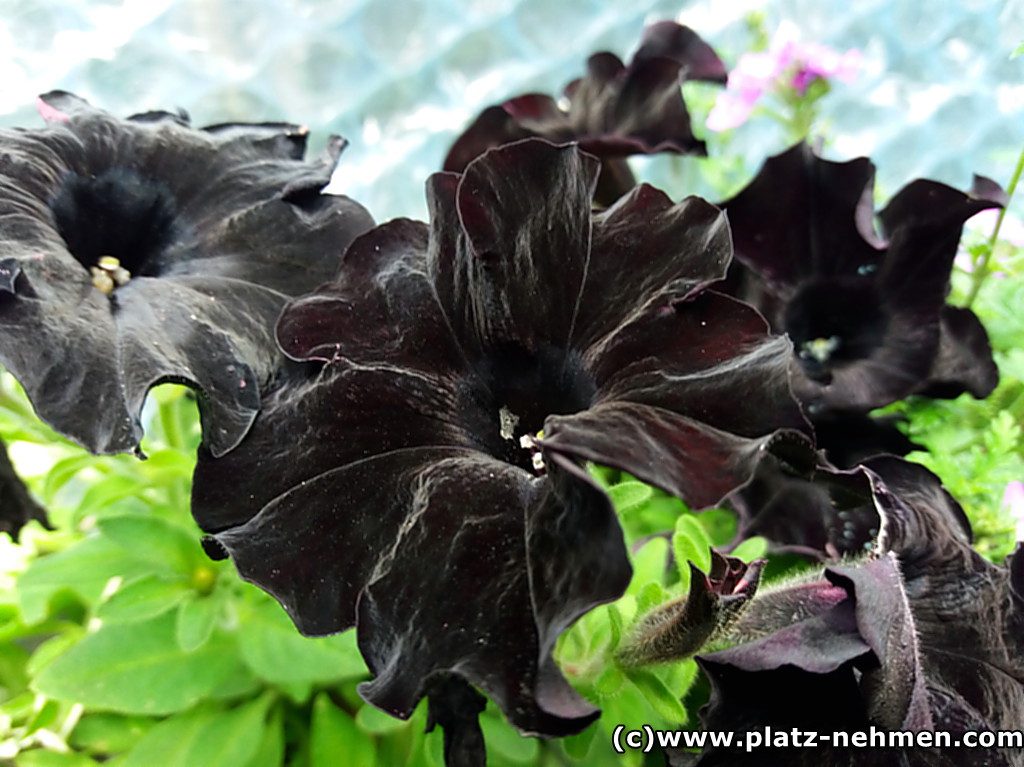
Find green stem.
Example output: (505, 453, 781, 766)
(158, 392, 189, 512)
(159, 393, 184, 451)
(965, 144, 1024, 307)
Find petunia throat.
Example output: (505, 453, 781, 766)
(783, 276, 890, 381)
(470, 343, 596, 474)
(51, 166, 185, 291)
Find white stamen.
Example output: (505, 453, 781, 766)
(499, 406, 519, 441)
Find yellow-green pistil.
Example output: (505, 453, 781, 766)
(89, 256, 131, 295)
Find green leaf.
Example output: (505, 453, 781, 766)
(604, 675, 659, 734)
(480, 711, 539, 762)
(355, 703, 410, 735)
(243, 706, 285, 767)
(70, 713, 155, 756)
(672, 515, 712, 588)
(311, 693, 375, 767)
(33, 613, 249, 715)
(626, 537, 670, 596)
(592, 664, 625, 699)
(0, 691, 35, 719)
(74, 475, 153, 522)
(175, 595, 219, 652)
(42, 454, 103, 501)
(26, 629, 85, 676)
(18, 536, 156, 624)
(121, 697, 273, 767)
(237, 599, 365, 684)
(662, 658, 700, 715)
(627, 668, 687, 723)
(635, 581, 668, 616)
(606, 604, 624, 651)
(97, 516, 204, 576)
(1012, 41, 1024, 58)
(607, 481, 655, 513)
(23, 698, 60, 734)
(0, 640, 30, 694)
(15, 752, 99, 767)
(561, 724, 597, 760)
(135, 449, 194, 481)
(730, 536, 769, 563)
(95, 575, 190, 624)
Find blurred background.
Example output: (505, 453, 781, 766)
(1, 0, 1021, 221)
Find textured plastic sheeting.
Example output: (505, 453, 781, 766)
(0, 0, 1021, 221)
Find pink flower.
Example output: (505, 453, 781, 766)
(706, 51, 777, 130)
(707, 21, 862, 132)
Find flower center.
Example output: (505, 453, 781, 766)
(465, 343, 596, 474)
(51, 167, 184, 291)
(783, 277, 889, 382)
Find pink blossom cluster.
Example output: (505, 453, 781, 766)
(707, 21, 862, 132)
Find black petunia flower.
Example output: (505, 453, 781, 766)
(444, 21, 727, 207)
(0, 91, 374, 456)
(721, 142, 1002, 415)
(729, 413, 920, 561)
(673, 457, 1024, 767)
(190, 139, 810, 753)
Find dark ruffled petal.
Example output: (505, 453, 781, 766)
(445, 23, 721, 206)
(584, 292, 807, 439)
(357, 453, 615, 736)
(876, 180, 998, 313)
(866, 460, 1024, 735)
(731, 462, 881, 561)
(827, 555, 933, 729)
(525, 451, 631, 658)
(730, 414, 916, 560)
(442, 106, 536, 174)
(632, 21, 728, 84)
(275, 219, 465, 374)
(0, 436, 49, 539)
(0, 92, 373, 454)
(708, 575, 867, 674)
(794, 301, 942, 413)
(721, 142, 881, 288)
(917, 305, 999, 399)
(565, 52, 629, 137)
(434, 140, 599, 354)
(191, 358, 471, 534)
(813, 412, 920, 469)
(199, 121, 311, 160)
(593, 158, 638, 210)
(0, 270, 141, 452)
(672, 664, 894, 767)
(687, 457, 1024, 765)
(210, 447, 475, 634)
(599, 55, 706, 157)
(575, 188, 733, 347)
(721, 142, 1001, 414)
(424, 675, 488, 767)
(968, 174, 1010, 207)
(542, 400, 810, 510)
